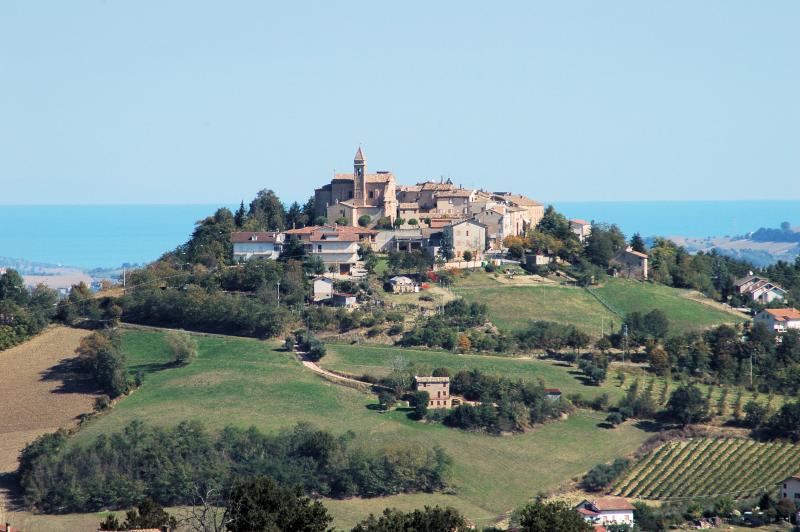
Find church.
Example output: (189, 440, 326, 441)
(314, 148, 398, 226)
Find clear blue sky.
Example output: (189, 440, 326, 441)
(1, 1, 798, 205)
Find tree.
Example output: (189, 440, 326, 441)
(226, 476, 333, 532)
(440, 230, 455, 261)
(351, 506, 470, 532)
(408, 218, 418, 227)
(766, 401, 800, 441)
(666, 384, 708, 425)
(630, 233, 647, 253)
(123, 498, 177, 531)
(394, 217, 405, 228)
(409, 390, 429, 420)
(517, 501, 593, 532)
(286, 201, 310, 229)
(165, 330, 198, 366)
(248, 189, 285, 231)
(76, 330, 129, 397)
(99, 514, 122, 531)
(583, 223, 626, 267)
(234, 201, 247, 228)
(744, 400, 768, 428)
(0, 269, 27, 304)
(358, 214, 372, 228)
(462, 250, 473, 262)
(605, 412, 624, 427)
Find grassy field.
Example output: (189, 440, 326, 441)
(454, 271, 745, 337)
(321, 343, 626, 402)
(69, 329, 650, 529)
(612, 438, 800, 500)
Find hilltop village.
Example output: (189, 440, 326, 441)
(3, 151, 800, 531)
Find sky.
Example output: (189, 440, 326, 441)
(1, 1, 798, 205)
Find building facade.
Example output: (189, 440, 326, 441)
(755, 308, 800, 333)
(414, 375, 451, 409)
(576, 497, 635, 527)
(231, 232, 284, 261)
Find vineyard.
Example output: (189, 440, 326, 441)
(612, 438, 800, 500)
(615, 372, 789, 421)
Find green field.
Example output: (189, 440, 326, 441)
(612, 438, 800, 500)
(454, 272, 745, 337)
(321, 343, 626, 402)
(72, 329, 650, 529)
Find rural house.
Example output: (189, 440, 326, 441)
(388, 275, 417, 293)
(414, 375, 451, 409)
(575, 497, 635, 527)
(734, 274, 787, 304)
(231, 232, 284, 261)
(443, 219, 488, 260)
(781, 475, 800, 503)
(609, 247, 648, 281)
(755, 308, 800, 333)
(332, 292, 357, 307)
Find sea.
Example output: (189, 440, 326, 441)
(0, 201, 798, 270)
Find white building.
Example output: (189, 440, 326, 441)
(231, 232, 284, 261)
(576, 497, 635, 527)
(312, 276, 334, 302)
(282, 225, 377, 275)
(781, 475, 800, 503)
(755, 308, 800, 333)
(570, 219, 592, 243)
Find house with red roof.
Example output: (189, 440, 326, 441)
(575, 497, 635, 527)
(755, 308, 800, 333)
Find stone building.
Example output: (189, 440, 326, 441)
(414, 375, 451, 409)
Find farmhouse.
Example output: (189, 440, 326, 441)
(755, 308, 800, 333)
(576, 497, 635, 527)
(780, 475, 800, 502)
(332, 292, 357, 307)
(389, 275, 417, 293)
(231, 232, 284, 261)
(609, 247, 648, 281)
(734, 274, 787, 304)
(544, 388, 562, 401)
(443, 219, 488, 260)
(414, 375, 451, 409)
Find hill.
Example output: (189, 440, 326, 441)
(612, 438, 800, 500)
(453, 272, 745, 337)
(72, 328, 650, 528)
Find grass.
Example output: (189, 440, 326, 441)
(454, 271, 745, 337)
(321, 343, 625, 402)
(72, 329, 651, 529)
(613, 438, 800, 500)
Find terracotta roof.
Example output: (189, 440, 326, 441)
(284, 225, 376, 236)
(419, 181, 454, 191)
(415, 375, 450, 383)
(436, 189, 475, 198)
(398, 185, 420, 192)
(570, 219, 591, 226)
(762, 308, 800, 321)
(429, 218, 459, 229)
(577, 507, 599, 516)
(492, 192, 543, 207)
(591, 497, 635, 511)
(398, 202, 420, 210)
(544, 388, 561, 394)
(334, 172, 394, 183)
(354, 147, 365, 162)
(231, 232, 279, 243)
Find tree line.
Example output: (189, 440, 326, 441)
(0, 269, 59, 351)
(19, 421, 451, 514)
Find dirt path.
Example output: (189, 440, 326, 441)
(0, 326, 98, 506)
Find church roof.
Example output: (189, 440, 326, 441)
(334, 172, 394, 183)
(354, 147, 365, 162)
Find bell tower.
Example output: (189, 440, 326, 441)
(354, 147, 367, 205)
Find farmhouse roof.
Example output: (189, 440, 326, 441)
(762, 308, 800, 322)
(230, 232, 279, 243)
(414, 375, 450, 384)
(570, 218, 591, 226)
(590, 497, 635, 511)
(390, 276, 415, 284)
(544, 388, 562, 394)
(577, 507, 599, 516)
(436, 188, 474, 198)
(284, 225, 377, 237)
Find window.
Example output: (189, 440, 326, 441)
(369, 191, 374, 199)
(466, 230, 470, 236)
(317, 245, 322, 252)
(349, 191, 353, 199)
(795, 493, 800, 499)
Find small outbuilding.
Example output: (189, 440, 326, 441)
(332, 292, 357, 308)
(414, 375, 451, 409)
(544, 388, 562, 401)
(312, 276, 334, 302)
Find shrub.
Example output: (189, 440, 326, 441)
(410, 390, 429, 420)
(165, 330, 198, 366)
(582, 458, 630, 491)
(93, 395, 111, 412)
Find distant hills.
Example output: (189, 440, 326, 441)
(671, 222, 800, 267)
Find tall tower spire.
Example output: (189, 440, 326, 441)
(353, 147, 367, 205)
